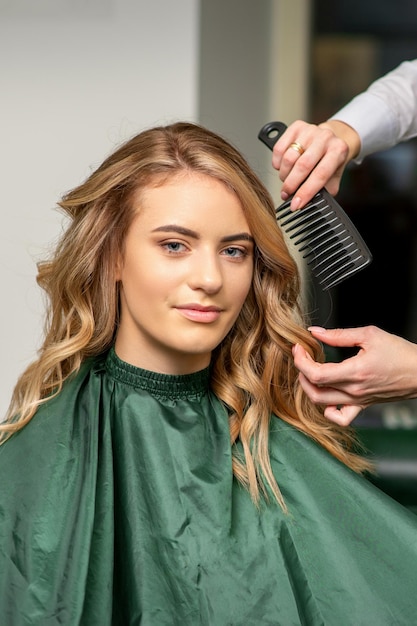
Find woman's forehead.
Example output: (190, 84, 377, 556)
(129, 172, 250, 234)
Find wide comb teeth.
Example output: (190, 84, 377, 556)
(276, 192, 371, 290)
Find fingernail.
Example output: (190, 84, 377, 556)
(308, 326, 326, 333)
(281, 191, 289, 200)
(291, 196, 301, 211)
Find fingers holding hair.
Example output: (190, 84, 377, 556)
(293, 344, 364, 426)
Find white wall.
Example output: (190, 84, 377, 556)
(199, 0, 273, 182)
(0, 0, 199, 416)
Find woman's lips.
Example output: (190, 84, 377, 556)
(175, 304, 222, 323)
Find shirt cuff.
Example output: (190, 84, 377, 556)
(330, 93, 399, 163)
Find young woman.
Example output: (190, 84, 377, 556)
(1, 122, 416, 625)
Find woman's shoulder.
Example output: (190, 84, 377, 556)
(0, 354, 106, 463)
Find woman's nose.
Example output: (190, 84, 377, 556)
(187, 251, 222, 293)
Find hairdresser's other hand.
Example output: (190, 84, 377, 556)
(292, 325, 417, 426)
(271, 120, 361, 210)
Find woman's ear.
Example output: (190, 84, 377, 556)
(114, 252, 123, 281)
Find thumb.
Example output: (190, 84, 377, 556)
(323, 403, 363, 426)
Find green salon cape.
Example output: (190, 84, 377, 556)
(1, 349, 417, 625)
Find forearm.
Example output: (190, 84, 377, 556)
(330, 60, 417, 162)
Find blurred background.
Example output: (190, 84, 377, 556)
(310, 0, 417, 512)
(1, 0, 416, 509)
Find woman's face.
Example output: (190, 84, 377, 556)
(115, 172, 254, 374)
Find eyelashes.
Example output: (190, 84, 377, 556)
(162, 241, 187, 254)
(160, 240, 251, 260)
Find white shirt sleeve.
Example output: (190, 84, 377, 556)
(330, 59, 417, 162)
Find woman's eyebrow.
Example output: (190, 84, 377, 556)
(151, 225, 254, 244)
(221, 233, 254, 244)
(151, 225, 199, 238)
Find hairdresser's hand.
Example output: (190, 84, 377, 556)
(292, 325, 417, 426)
(271, 120, 361, 210)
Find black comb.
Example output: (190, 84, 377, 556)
(258, 121, 372, 290)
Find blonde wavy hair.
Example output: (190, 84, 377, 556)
(1, 121, 369, 507)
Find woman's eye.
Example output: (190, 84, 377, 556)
(162, 241, 187, 253)
(222, 246, 246, 258)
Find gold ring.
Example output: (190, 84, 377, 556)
(289, 141, 305, 156)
